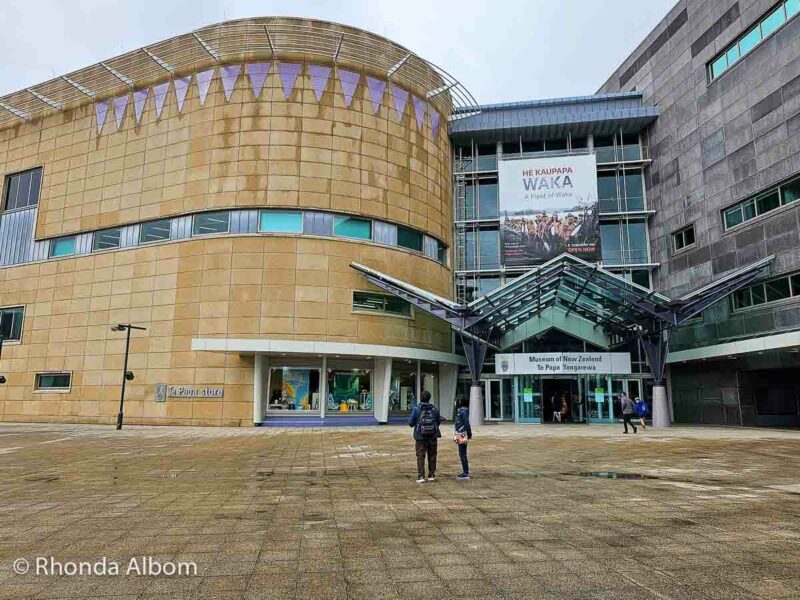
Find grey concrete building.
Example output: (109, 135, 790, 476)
(599, 0, 800, 426)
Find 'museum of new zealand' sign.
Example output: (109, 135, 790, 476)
(498, 154, 599, 266)
(495, 353, 631, 375)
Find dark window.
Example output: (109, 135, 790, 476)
(545, 138, 567, 151)
(397, 227, 423, 252)
(756, 191, 780, 214)
(193, 212, 230, 235)
(521, 140, 544, 153)
(3, 167, 42, 211)
(570, 136, 588, 149)
(140, 219, 171, 244)
(0, 306, 24, 342)
(93, 228, 121, 251)
(352, 291, 411, 317)
(672, 225, 696, 252)
(35, 372, 71, 391)
(502, 141, 520, 155)
(766, 278, 791, 302)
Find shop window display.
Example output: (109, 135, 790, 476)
(268, 368, 320, 411)
(327, 369, 372, 413)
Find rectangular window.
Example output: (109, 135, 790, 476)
(50, 236, 76, 258)
(92, 228, 121, 251)
(35, 372, 72, 391)
(0, 306, 24, 342)
(3, 167, 42, 211)
(193, 212, 230, 235)
(333, 216, 371, 240)
(477, 181, 499, 218)
(761, 5, 786, 37)
(259, 211, 303, 233)
(352, 291, 411, 317)
(709, 1, 798, 81)
(437, 242, 448, 265)
(397, 227, 423, 252)
(479, 228, 500, 269)
(140, 219, 171, 244)
(732, 272, 800, 312)
(672, 225, 696, 252)
(724, 176, 800, 229)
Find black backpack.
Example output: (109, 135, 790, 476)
(418, 404, 437, 437)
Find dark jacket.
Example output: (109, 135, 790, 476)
(454, 406, 472, 439)
(408, 401, 442, 440)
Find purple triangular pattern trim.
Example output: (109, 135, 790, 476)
(338, 69, 360, 107)
(152, 82, 169, 119)
(196, 68, 215, 105)
(95, 100, 109, 134)
(246, 63, 270, 98)
(220, 65, 241, 102)
(133, 88, 148, 124)
(112, 94, 128, 130)
(308, 64, 332, 102)
(174, 76, 190, 112)
(366, 77, 385, 113)
(429, 106, 440, 138)
(277, 63, 302, 99)
(411, 95, 426, 130)
(390, 85, 409, 122)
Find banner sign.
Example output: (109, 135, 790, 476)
(495, 353, 631, 375)
(498, 154, 599, 266)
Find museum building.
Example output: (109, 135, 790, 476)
(1, 0, 800, 428)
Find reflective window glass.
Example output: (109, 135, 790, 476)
(756, 191, 780, 214)
(761, 6, 786, 37)
(787, 0, 800, 18)
(739, 27, 762, 55)
(193, 212, 230, 235)
(35, 373, 71, 390)
(3, 167, 42, 211)
(781, 179, 800, 204)
(726, 44, 740, 66)
(50, 237, 76, 258)
(0, 306, 24, 342)
(334, 216, 371, 240)
(397, 227, 423, 252)
(259, 211, 302, 233)
(93, 228, 121, 251)
(724, 206, 744, 229)
(479, 229, 500, 269)
(478, 182, 499, 218)
(140, 219, 171, 243)
(711, 54, 728, 79)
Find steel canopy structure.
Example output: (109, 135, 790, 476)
(350, 253, 775, 390)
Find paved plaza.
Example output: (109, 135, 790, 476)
(1, 422, 800, 599)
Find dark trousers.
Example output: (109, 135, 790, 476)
(623, 413, 637, 433)
(415, 438, 438, 478)
(458, 442, 469, 475)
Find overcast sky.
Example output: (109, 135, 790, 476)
(0, 0, 676, 104)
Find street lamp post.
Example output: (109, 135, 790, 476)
(111, 323, 147, 430)
(0, 334, 6, 385)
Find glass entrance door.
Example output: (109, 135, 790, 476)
(485, 379, 503, 420)
(514, 375, 542, 423)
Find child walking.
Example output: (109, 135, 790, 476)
(454, 395, 472, 479)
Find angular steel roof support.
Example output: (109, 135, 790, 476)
(460, 330, 490, 384)
(638, 328, 670, 385)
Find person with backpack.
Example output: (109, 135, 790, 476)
(620, 392, 637, 434)
(408, 390, 442, 483)
(453, 395, 472, 480)
(634, 396, 647, 430)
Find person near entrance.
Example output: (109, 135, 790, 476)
(621, 392, 637, 434)
(634, 396, 647, 430)
(551, 393, 561, 422)
(453, 395, 472, 480)
(408, 390, 442, 483)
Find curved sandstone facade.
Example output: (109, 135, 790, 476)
(0, 18, 462, 426)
